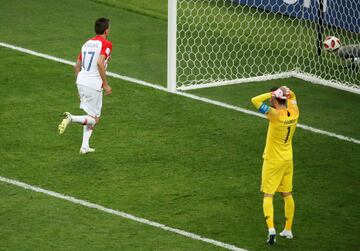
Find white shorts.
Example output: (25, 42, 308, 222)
(77, 85, 103, 117)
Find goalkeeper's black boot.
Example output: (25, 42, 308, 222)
(266, 233, 276, 246)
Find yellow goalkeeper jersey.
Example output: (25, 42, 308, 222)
(251, 92, 299, 161)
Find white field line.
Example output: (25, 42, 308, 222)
(0, 42, 167, 92)
(1, 41, 359, 146)
(0, 41, 359, 249)
(0, 176, 247, 251)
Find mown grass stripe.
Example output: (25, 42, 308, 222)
(1, 41, 359, 145)
(0, 175, 248, 251)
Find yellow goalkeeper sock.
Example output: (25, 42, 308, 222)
(263, 196, 274, 229)
(283, 195, 295, 231)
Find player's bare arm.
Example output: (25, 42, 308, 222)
(97, 54, 112, 95)
(74, 59, 82, 78)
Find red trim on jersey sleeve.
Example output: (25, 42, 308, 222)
(100, 40, 112, 57)
(90, 35, 112, 58)
(77, 52, 82, 61)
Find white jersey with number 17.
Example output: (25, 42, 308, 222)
(76, 35, 112, 91)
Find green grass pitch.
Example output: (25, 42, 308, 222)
(0, 0, 359, 250)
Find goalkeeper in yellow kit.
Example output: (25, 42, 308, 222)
(251, 86, 299, 245)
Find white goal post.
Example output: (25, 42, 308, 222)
(167, 0, 360, 94)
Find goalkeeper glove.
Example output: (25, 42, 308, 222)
(272, 88, 286, 99)
(272, 86, 290, 99)
(281, 86, 290, 99)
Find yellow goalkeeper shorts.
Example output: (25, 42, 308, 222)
(261, 159, 293, 195)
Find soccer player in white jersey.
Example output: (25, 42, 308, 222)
(58, 17, 113, 154)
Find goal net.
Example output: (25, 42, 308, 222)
(167, 0, 360, 93)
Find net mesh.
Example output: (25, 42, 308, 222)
(176, 0, 360, 91)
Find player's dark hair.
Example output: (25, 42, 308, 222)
(95, 17, 110, 35)
(270, 86, 286, 106)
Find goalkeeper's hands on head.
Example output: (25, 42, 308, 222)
(272, 86, 290, 99)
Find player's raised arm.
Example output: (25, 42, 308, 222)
(97, 54, 112, 95)
(251, 86, 290, 115)
(288, 90, 296, 101)
(251, 93, 272, 114)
